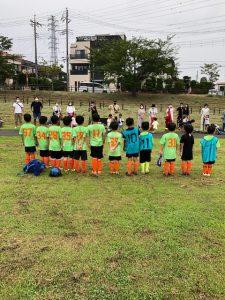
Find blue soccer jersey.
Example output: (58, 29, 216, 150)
(200, 135, 220, 163)
(122, 127, 140, 154)
(139, 132, 153, 151)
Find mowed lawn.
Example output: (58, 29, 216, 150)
(0, 135, 225, 300)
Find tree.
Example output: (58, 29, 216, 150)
(0, 36, 16, 84)
(201, 63, 220, 83)
(39, 61, 64, 80)
(90, 37, 177, 96)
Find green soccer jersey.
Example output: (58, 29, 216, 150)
(36, 126, 49, 150)
(19, 123, 36, 147)
(88, 123, 106, 147)
(160, 132, 180, 160)
(61, 127, 74, 151)
(107, 131, 122, 157)
(49, 125, 62, 151)
(73, 126, 87, 151)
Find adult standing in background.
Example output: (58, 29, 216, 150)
(89, 101, 98, 124)
(138, 104, 145, 128)
(148, 104, 158, 129)
(200, 104, 209, 131)
(13, 97, 24, 128)
(166, 104, 174, 121)
(31, 96, 43, 125)
(221, 109, 225, 131)
(66, 101, 76, 117)
(108, 100, 120, 118)
(52, 103, 62, 119)
(176, 103, 184, 128)
(183, 104, 190, 117)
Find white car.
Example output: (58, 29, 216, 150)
(78, 82, 109, 93)
(208, 89, 218, 96)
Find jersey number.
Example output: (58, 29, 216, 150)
(37, 131, 46, 140)
(168, 138, 176, 148)
(50, 131, 58, 140)
(23, 128, 32, 137)
(62, 132, 71, 141)
(92, 129, 100, 138)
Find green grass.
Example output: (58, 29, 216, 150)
(0, 136, 225, 299)
(0, 92, 225, 130)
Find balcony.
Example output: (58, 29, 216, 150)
(70, 70, 89, 75)
(70, 54, 89, 60)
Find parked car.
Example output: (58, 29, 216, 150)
(208, 89, 218, 96)
(78, 82, 109, 93)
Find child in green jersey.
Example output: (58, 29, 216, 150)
(19, 113, 36, 164)
(159, 122, 180, 176)
(36, 116, 49, 167)
(87, 113, 106, 175)
(49, 115, 62, 168)
(61, 116, 74, 171)
(107, 121, 122, 174)
(73, 115, 88, 173)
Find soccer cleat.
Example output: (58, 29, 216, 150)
(91, 171, 98, 176)
(126, 172, 132, 176)
(207, 174, 211, 177)
(202, 173, 208, 176)
(132, 172, 138, 175)
(115, 172, 119, 175)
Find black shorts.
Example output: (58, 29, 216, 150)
(73, 150, 87, 161)
(90, 146, 103, 159)
(25, 146, 36, 153)
(181, 154, 193, 161)
(165, 159, 176, 162)
(140, 150, 151, 163)
(109, 156, 121, 161)
(126, 153, 139, 158)
(204, 161, 215, 165)
(50, 150, 62, 160)
(40, 150, 49, 157)
(63, 151, 74, 158)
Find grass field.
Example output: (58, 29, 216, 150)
(0, 92, 225, 130)
(0, 93, 225, 299)
(1, 136, 225, 299)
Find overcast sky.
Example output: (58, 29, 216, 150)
(1, 0, 225, 80)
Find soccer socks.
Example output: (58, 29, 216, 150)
(115, 161, 120, 173)
(51, 159, 56, 167)
(207, 164, 213, 175)
(109, 161, 114, 173)
(170, 162, 175, 175)
(203, 163, 208, 174)
(75, 160, 80, 172)
(44, 157, 49, 167)
(40, 156, 44, 162)
(92, 158, 97, 173)
(187, 162, 192, 174)
(164, 162, 169, 175)
(134, 160, 139, 173)
(30, 153, 35, 160)
(127, 160, 132, 175)
(63, 159, 68, 170)
(181, 161, 187, 174)
(69, 159, 74, 170)
(56, 159, 61, 168)
(25, 153, 30, 164)
(141, 163, 145, 173)
(97, 159, 102, 173)
(145, 162, 150, 173)
(81, 160, 86, 173)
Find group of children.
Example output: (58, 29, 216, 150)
(19, 112, 220, 177)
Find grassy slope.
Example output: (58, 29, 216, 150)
(0, 136, 225, 299)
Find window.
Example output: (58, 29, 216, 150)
(75, 50, 86, 59)
(71, 64, 89, 75)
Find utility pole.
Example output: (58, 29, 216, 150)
(30, 15, 42, 79)
(62, 8, 70, 91)
(48, 15, 58, 65)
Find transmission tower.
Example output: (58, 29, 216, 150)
(48, 15, 58, 65)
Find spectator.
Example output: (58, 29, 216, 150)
(13, 97, 24, 128)
(221, 109, 225, 131)
(183, 104, 190, 117)
(108, 100, 120, 117)
(52, 103, 62, 119)
(89, 101, 98, 124)
(148, 104, 158, 129)
(176, 103, 184, 128)
(31, 96, 43, 125)
(66, 101, 76, 117)
(137, 104, 145, 128)
(166, 104, 174, 121)
(200, 104, 209, 131)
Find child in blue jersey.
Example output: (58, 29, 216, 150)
(122, 117, 140, 175)
(200, 124, 220, 176)
(139, 121, 153, 174)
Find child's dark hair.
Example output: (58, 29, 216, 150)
(184, 124, 193, 134)
(141, 121, 149, 131)
(126, 117, 134, 126)
(154, 117, 157, 121)
(119, 113, 122, 117)
(51, 115, 59, 125)
(108, 114, 112, 118)
(24, 113, 31, 122)
(63, 116, 72, 126)
(207, 124, 215, 134)
(39, 116, 47, 125)
(110, 121, 119, 130)
(167, 122, 176, 131)
(92, 113, 100, 122)
(76, 115, 84, 125)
